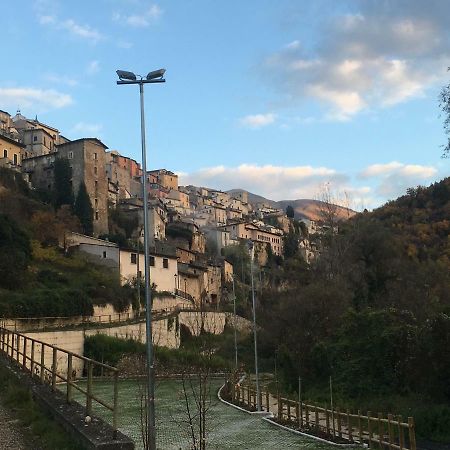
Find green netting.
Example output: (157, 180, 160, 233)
(71, 379, 352, 449)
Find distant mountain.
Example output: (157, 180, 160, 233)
(227, 189, 355, 222)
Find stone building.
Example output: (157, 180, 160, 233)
(106, 151, 142, 204)
(0, 134, 24, 168)
(58, 138, 109, 236)
(22, 138, 109, 236)
(148, 169, 178, 191)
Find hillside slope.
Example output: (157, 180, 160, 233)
(227, 188, 355, 221)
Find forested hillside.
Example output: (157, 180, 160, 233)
(249, 177, 450, 444)
(0, 168, 138, 317)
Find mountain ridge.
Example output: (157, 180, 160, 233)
(226, 188, 356, 221)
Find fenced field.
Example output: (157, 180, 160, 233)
(71, 378, 353, 450)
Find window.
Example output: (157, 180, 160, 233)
(3, 149, 7, 158)
(95, 198, 98, 207)
(33, 136, 37, 142)
(149, 256, 155, 266)
(13, 154, 17, 165)
(68, 151, 73, 159)
(131, 253, 137, 264)
(163, 258, 169, 269)
(94, 166, 98, 175)
(94, 152, 98, 160)
(95, 211, 99, 220)
(102, 251, 107, 258)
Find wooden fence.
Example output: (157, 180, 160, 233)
(230, 382, 416, 450)
(0, 326, 120, 438)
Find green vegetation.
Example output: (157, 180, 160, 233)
(0, 214, 32, 289)
(53, 158, 74, 209)
(0, 240, 136, 318)
(0, 364, 79, 450)
(253, 177, 450, 443)
(74, 181, 93, 235)
(0, 167, 138, 317)
(84, 332, 231, 374)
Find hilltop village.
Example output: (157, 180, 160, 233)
(0, 109, 325, 307)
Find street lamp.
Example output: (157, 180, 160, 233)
(232, 274, 238, 370)
(248, 240, 261, 411)
(116, 68, 166, 450)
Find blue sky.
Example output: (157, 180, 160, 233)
(1, 0, 449, 208)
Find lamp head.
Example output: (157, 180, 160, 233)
(116, 70, 137, 81)
(146, 69, 166, 80)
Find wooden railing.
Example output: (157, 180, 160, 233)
(0, 327, 120, 438)
(230, 382, 416, 450)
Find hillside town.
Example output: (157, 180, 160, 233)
(0, 109, 324, 308)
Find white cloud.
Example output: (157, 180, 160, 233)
(86, 61, 100, 75)
(43, 73, 78, 87)
(360, 161, 438, 199)
(239, 113, 276, 128)
(178, 163, 348, 201)
(113, 4, 162, 27)
(361, 161, 436, 179)
(71, 122, 103, 136)
(177, 160, 443, 209)
(261, 1, 450, 119)
(60, 19, 104, 42)
(0, 87, 73, 110)
(36, 9, 104, 44)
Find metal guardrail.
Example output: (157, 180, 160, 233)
(0, 326, 120, 438)
(0, 304, 195, 332)
(230, 382, 417, 450)
(0, 311, 143, 332)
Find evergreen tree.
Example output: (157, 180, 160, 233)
(286, 205, 295, 218)
(53, 158, 74, 209)
(74, 182, 93, 235)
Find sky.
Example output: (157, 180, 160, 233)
(1, 0, 449, 209)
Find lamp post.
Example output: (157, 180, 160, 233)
(248, 240, 261, 411)
(232, 274, 238, 370)
(116, 68, 165, 450)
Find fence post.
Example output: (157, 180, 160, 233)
(259, 390, 263, 412)
(358, 410, 362, 444)
(66, 354, 73, 403)
(247, 385, 251, 407)
(30, 340, 35, 377)
(305, 403, 309, 427)
(315, 406, 319, 431)
(40, 343, 45, 383)
(368, 411, 373, 448)
(408, 417, 416, 450)
(52, 347, 57, 391)
(299, 398, 303, 428)
(22, 337, 27, 369)
(113, 370, 119, 439)
(398, 415, 404, 450)
(337, 407, 342, 438)
(266, 390, 270, 412)
(325, 404, 330, 437)
(347, 409, 353, 442)
(278, 392, 282, 421)
(86, 362, 93, 416)
(287, 399, 291, 421)
(388, 414, 393, 450)
(378, 413, 383, 449)
(296, 401, 300, 428)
